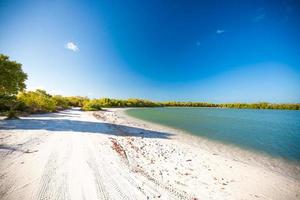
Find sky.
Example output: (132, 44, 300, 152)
(0, 0, 300, 103)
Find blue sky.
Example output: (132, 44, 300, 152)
(0, 0, 299, 102)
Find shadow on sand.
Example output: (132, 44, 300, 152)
(0, 117, 173, 139)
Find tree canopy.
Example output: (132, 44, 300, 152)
(0, 54, 27, 96)
(80, 98, 300, 111)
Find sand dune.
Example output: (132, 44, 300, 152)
(0, 108, 299, 200)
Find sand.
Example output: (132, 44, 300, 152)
(0, 108, 299, 200)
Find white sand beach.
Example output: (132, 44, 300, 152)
(0, 108, 299, 200)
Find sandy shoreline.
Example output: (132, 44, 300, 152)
(118, 108, 300, 181)
(0, 108, 299, 200)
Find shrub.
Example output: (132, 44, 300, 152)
(82, 99, 102, 111)
(6, 110, 19, 119)
(52, 95, 70, 110)
(65, 96, 88, 107)
(17, 90, 57, 113)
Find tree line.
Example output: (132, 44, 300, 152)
(0, 54, 299, 118)
(2, 91, 299, 116)
(81, 99, 300, 110)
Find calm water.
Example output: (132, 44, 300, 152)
(126, 108, 300, 161)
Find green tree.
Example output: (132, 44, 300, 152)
(0, 54, 27, 118)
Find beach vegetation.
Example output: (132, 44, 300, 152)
(52, 95, 70, 110)
(81, 98, 299, 110)
(65, 96, 88, 107)
(81, 98, 162, 111)
(0, 54, 27, 119)
(82, 99, 103, 111)
(17, 89, 57, 113)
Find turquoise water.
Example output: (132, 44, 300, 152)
(126, 108, 300, 161)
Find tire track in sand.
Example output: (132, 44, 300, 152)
(34, 137, 72, 200)
(87, 142, 139, 200)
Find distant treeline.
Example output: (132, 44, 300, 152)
(1, 90, 299, 116)
(162, 101, 300, 110)
(82, 98, 300, 110)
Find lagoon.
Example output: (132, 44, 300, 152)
(126, 107, 300, 161)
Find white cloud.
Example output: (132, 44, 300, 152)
(216, 29, 225, 34)
(65, 42, 79, 52)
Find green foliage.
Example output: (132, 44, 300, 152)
(126, 98, 162, 107)
(0, 95, 13, 111)
(52, 95, 70, 110)
(162, 101, 218, 107)
(3, 90, 299, 114)
(2, 89, 89, 114)
(0, 54, 27, 96)
(82, 99, 103, 111)
(17, 90, 57, 113)
(0, 54, 27, 118)
(161, 101, 300, 110)
(6, 109, 18, 119)
(220, 102, 300, 110)
(81, 98, 162, 111)
(80, 97, 299, 111)
(65, 96, 88, 107)
(4, 89, 300, 114)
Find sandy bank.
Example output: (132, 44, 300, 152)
(0, 108, 299, 200)
(117, 108, 300, 180)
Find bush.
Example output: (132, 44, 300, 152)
(52, 95, 70, 110)
(82, 99, 102, 111)
(65, 96, 88, 107)
(17, 89, 57, 113)
(5, 110, 19, 119)
(81, 97, 164, 111)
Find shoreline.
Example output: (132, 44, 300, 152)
(0, 108, 299, 199)
(113, 108, 300, 180)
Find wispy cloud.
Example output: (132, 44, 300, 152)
(196, 41, 201, 46)
(253, 13, 266, 22)
(216, 29, 225, 34)
(65, 42, 79, 52)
